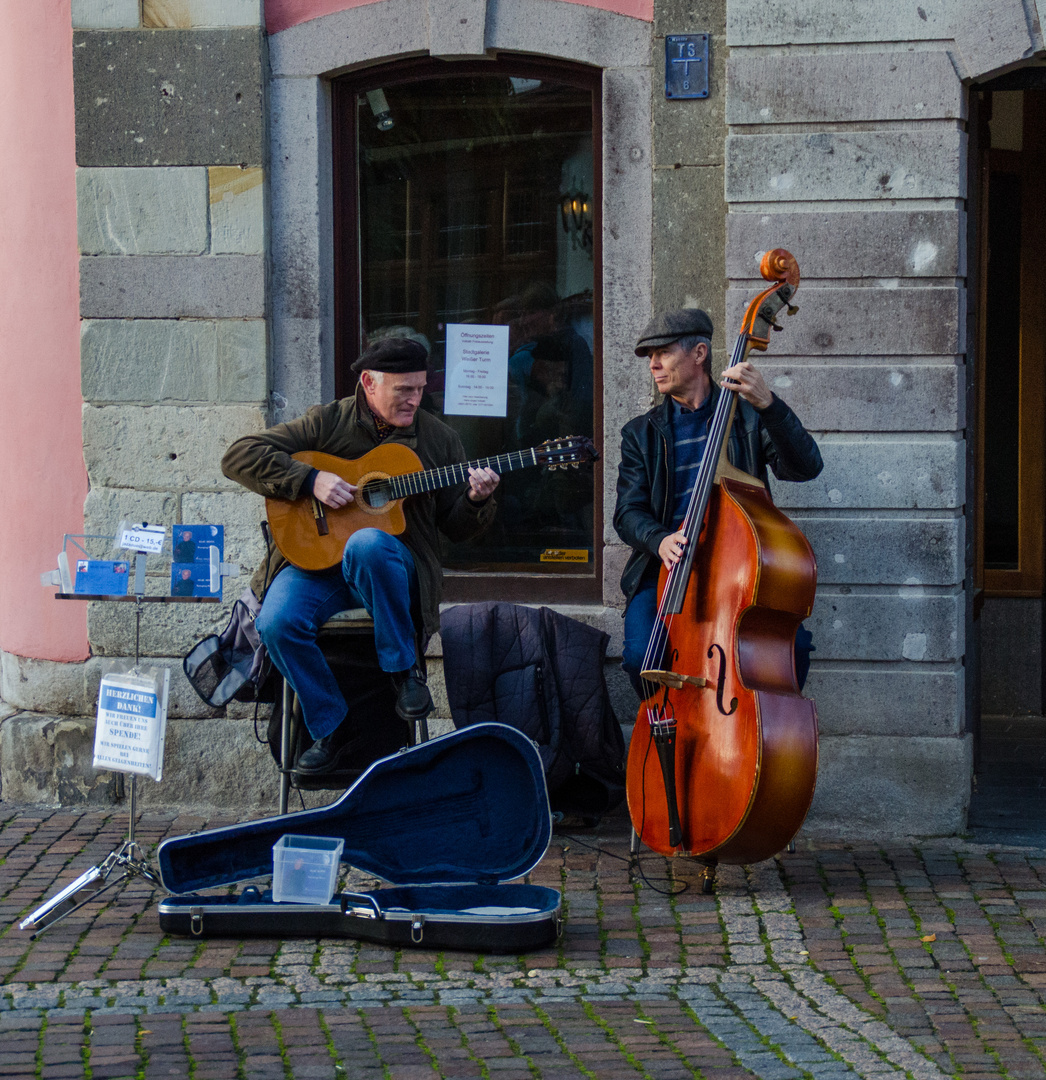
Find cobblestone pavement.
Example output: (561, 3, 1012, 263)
(2, 806, 1046, 1079)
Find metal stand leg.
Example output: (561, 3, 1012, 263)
(20, 771, 160, 938)
(279, 677, 295, 815)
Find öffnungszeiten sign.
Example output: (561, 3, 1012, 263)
(443, 324, 509, 417)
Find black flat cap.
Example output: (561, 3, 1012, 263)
(351, 337, 429, 374)
(634, 309, 714, 356)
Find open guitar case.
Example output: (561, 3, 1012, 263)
(155, 724, 562, 953)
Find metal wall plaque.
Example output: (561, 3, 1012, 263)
(665, 34, 709, 99)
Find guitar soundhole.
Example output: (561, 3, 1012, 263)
(359, 473, 392, 513)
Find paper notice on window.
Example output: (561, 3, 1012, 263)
(443, 324, 509, 417)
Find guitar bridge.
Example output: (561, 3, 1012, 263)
(310, 497, 329, 537)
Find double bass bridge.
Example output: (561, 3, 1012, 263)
(640, 669, 708, 691)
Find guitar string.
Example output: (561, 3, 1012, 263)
(637, 329, 748, 722)
(366, 444, 572, 503)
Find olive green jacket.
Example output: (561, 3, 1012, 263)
(221, 388, 496, 640)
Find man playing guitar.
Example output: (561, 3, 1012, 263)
(223, 338, 499, 774)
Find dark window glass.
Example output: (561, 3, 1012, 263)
(345, 66, 599, 586)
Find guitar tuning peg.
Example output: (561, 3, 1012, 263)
(786, 304, 799, 316)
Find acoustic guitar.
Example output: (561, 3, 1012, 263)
(266, 436, 598, 571)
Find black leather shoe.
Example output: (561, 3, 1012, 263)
(391, 663, 433, 721)
(295, 721, 359, 774)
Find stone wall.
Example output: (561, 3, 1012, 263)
(723, 0, 1046, 834)
(0, 1, 277, 809)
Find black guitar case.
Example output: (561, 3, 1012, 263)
(155, 724, 561, 952)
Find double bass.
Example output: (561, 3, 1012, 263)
(625, 249, 818, 884)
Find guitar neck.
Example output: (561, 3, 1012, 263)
(384, 448, 540, 500)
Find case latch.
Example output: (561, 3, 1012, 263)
(190, 907, 203, 936)
(411, 915, 425, 943)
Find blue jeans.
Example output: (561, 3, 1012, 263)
(622, 575, 813, 697)
(256, 529, 420, 739)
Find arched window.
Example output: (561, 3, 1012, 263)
(332, 56, 601, 601)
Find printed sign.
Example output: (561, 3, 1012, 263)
(443, 323, 510, 417)
(93, 669, 170, 781)
(118, 524, 166, 554)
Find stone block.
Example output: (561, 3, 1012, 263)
(653, 0, 725, 39)
(652, 32, 726, 168)
(805, 665, 963, 737)
(0, 714, 117, 806)
(1, 653, 89, 715)
(73, 29, 264, 167)
(180, 489, 269, 576)
(428, 0, 487, 56)
(602, 65, 653, 419)
(209, 167, 264, 255)
(72, 0, 140, 30)
(77, 167, 208, 255)
(771, 435, 963, 511)
(85, 656, 222, 719)
(652, 165, 725, 328)
(602, 542, 631, 612)
(81, 318, 218, 402)
(949, 1, 1037, 81)
(270, 317, 328, 424)
(727, 210, 964, 279)
(807, 733, 971, 837)
(806, 588, 963, 662)
(979, 597, 1042, 714)
(142, 0, 264, 27)
(794, 514, 963, 586)
(82, 404, 266, 490)
(725, 130, 965, 203)
(216, 319, 268, 401)
(727, 51, 963, 125)
(79, 255, 265, 318)
(88, 591, 232, 657)
(486, 0, 652, 68)
(268, 76, 327, 322)
(725, 286, 963, 356)
(267, 0, 429, 76)
(761, 364, 962, 433)
(727, 0, 954, 46)
(82, 317, 266, 403)
(84, 487, 179, 541)
(134, 717, 282, 809)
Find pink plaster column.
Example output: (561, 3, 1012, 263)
(0, 0, 88, 662)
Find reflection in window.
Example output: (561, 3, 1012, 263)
(355, 72, 597, 577)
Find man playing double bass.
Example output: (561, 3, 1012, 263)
(222, 338, 500, 774)
(613, 309, 823, 697)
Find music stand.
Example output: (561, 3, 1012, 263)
(22, 532, 225, 938)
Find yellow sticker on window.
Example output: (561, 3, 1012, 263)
(540, 549, 590, 563)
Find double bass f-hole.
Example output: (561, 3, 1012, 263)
(708, 643, 738, 716)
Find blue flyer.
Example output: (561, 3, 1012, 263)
(170, 524, 224, 597)
(73, 559, 130, 596)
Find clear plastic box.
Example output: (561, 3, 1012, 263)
(272, 834, 345, 905)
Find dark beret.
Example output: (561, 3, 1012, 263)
(634, 309, 714, 356)
(351, 337, 428, 374)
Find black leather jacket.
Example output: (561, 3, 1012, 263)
(613, 385, 823, 604)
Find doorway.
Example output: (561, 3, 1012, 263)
(970, 82, 1046, 834)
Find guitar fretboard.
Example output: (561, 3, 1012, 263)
(374, 448, 541, 500)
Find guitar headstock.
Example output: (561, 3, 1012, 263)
(535, 436, 599, 470)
